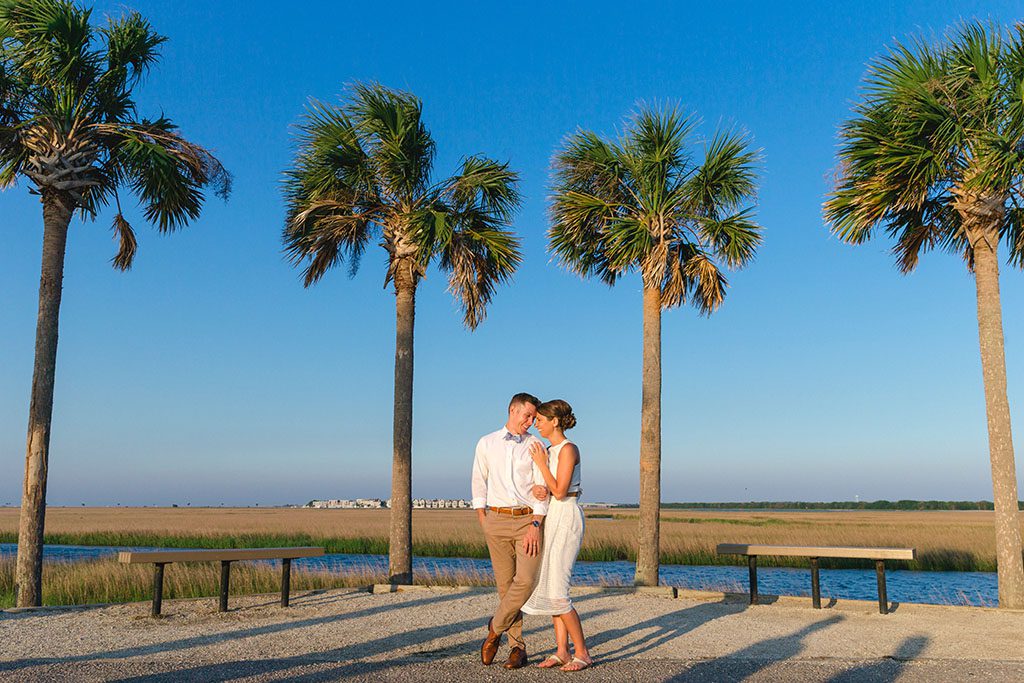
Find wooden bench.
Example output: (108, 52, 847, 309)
(716, 544, 916, 614)
(118, 547, 324, 616)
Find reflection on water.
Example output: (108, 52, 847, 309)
(0, 543, 996, 607)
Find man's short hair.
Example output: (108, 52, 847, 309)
(509, 392, 540, 411)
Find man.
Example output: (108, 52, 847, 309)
(471, 392, 549, 669)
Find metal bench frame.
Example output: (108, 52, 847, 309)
(118, 547, 324, 616)
(716, 544, 917, 614)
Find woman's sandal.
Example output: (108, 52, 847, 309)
(560, 656, 592, 671)
(537, 654, 566, 669)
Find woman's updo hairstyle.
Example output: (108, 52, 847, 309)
(537, 399, 576, 431)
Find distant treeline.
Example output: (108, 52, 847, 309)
(619, 500, 1024, 511)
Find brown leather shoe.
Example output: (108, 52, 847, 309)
(503, 646, 528, 669)
(481, 618, 501, 665)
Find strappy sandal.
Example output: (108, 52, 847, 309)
(560, 656, 592, 671)
(537, 654, 566, 668)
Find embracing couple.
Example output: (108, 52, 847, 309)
(470, 392, 591, 672)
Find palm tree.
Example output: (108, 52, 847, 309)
(0, 0, 230, 607)
(824, 22, 1024, 609)
(282, 82, 522, 584)
(548, 106, 763, 585)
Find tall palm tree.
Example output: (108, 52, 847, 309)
(548, 106, 763, 585)
(0, 0, 230, 607)
(824, 22, 1024, 609)
(282, 83, 522, 584)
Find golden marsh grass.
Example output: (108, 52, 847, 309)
(0, 556, 493, 608)
(0, 506, 1010, 572)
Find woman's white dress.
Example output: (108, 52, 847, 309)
(522, 439, 584, 616)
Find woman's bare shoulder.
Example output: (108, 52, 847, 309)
(562, 441, 580, 461)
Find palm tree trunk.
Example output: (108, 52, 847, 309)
(15, 191, 73, 607)
(635, 285, 662, 586)
(389, 265, 416, 584)
(971, 228, 1024, 609)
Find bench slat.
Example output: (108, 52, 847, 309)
(118, 547, 324, 564)
(716, 544, 916, 561)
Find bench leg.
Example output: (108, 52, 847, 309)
(281, 558, 291, 607)
(810, 558, 821, 609)
(220, 561, 232, 612)
(748, 555, 758, 605)
(875, 560, 888, 614)
(152, 563, 166, 617)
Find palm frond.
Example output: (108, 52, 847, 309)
(0, 0, 229, 268)
(697, 207, 763, 268)
(282, 99, 381, 284)
(347, 82, 434, 200)
(548, 189, 618, 281)
(439, 207, 521, 329)
(100, 10, 164, 84)
(1003, 201, 1024, 267)
(661, 245, 727, 313)
(282, 81, 521, 319)
(94, 10, 164, 121)
(549, 130, 630, 282)
(429, 154, 522, 326)
(825, 20, 1024, 271)
(449, 155, 520, 222)
(685, 129, 760, 217)
(95, 118, 228, 231)
(0, 0, 99, 96)
(622, 105, 695, 210)
(550, 105, 762, 310)
(110, 211, 136, 270)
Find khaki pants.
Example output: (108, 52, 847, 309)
(482, 512, 542, 649)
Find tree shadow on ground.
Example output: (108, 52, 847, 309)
(0, 588, 363, 622)
(0, 589, 472, 673)
(666, 613, 844, 682)
(585, 599, 748, 662)
(102, 592, 735, 681)
(826, 635, 929, 682)
(104, 606, 617, 682)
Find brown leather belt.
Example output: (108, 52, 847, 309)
(487, 506, 532, 516)
(565, 492, 581, 497)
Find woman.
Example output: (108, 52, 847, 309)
(522, 399, 591, 671)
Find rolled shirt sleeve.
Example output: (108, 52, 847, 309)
(470, 437, 489, 509)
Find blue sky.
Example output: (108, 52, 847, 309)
(2, 0, 1023, 506)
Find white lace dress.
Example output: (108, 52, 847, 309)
(522, 440, 584, 616)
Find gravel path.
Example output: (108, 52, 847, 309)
(2, 587, 1022, 682)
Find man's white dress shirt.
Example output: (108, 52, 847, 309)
(471, 427, 548, 516)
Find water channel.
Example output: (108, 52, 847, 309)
(0, 543, 997, 607)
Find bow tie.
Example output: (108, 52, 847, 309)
(503, 432, 523, 443)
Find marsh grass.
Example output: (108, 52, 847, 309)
(0, 557, 493, 608)
(0, 507, 1011, 574)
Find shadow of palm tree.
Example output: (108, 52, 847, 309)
(106, 606, 617, 682)
(0, 589, 472, 673)
(667, 614, 844, 681)
(585, 599, 748, 661)
(827, 635, 929, 682)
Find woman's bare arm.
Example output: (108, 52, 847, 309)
(531, 442, 578, 500)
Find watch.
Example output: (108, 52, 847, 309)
(531, 520, 540, 528)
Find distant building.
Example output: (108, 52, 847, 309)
(412, 498, 471, 509)
(304, 498, 470, 509)
(304, 498, 385, 509)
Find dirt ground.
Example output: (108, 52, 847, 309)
(2, 585, 1022, 682)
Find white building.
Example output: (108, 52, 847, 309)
(305, 498, 385, 509)
(306, 498, 469, 509)
(412, 498, 471, 509)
